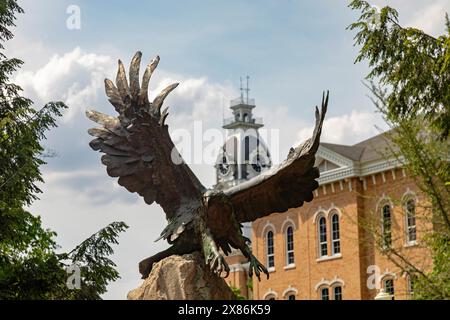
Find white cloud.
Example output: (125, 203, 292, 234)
(14, 47, 237, 128)
(408, 1, 449, 36)
(370, 0, 450, 37)
(296, 110, 386, 146)
(44, 168, 102, 183)
(151, 74, 236, 130)
(15, 47, 115, 122)
(13, 48, 239, 186)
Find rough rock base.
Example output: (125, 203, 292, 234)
(127, 252, 236, 300)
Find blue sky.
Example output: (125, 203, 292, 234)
(7, 0, 450, 299)
(11, 0, 375, 118)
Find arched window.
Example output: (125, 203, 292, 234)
(266, 231, 275, 269)
(405, 199, 417, 243)
(320, 287, 329, 300)
(331, 213, 340, 255)
(333, 286, 343, 300)
(383, 278, 395, 299)
(263, 290, 277, 300)
(286, 226, 295, 265)
(318, 217, 327, 257)
(407, 274, 416, 298)
(381, 204, 392, 248)
(287, 294, 296, 300)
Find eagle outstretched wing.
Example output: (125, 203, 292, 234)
(221, 92, 328, 223)
(86, 52, 205, 240)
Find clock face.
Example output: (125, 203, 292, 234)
(250, 149, 271, 173)
(218, 155, 231, 176)
(252, 162, 262, 173)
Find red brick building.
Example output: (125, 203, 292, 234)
(225, 132, 432, 300)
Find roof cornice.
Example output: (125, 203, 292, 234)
(317, 145, 355, 167)
(317, 145, 405, 185)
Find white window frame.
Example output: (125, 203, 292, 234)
(331, 213, 341, 255)
(263, 289, 278, 300)
(318, 216, 328, 257)
(266, 230, 275, 269)
(405, 199, 417, 244)
(407, 274, 415, 298)
(381, 204, 392, 248)
(285, 226, 295, 266)
(320, 287, 329, 300)
(333, 285, 343, 300)
(383, 278, 395, 298)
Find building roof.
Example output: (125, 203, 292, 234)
(316, 130, 402, 185)
(321, 130, 397, 163)
(320, 143, 365, 161)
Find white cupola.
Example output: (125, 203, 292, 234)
(215, 76, 272, 191)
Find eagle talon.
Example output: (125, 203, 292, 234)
(248, 254, 269, 281)
(207, 251, 230, 278)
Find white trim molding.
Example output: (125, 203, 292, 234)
(381, 269, 397, 280)
(326, 204, 342, 220)
(319, 167, 356, 185)
(283, 264, 296, 270)
(330, 276, 345, 288)
(315, 278, 329, 291)
(284, 223, 296, 267)
(228, 262, 250, 273)
(281, 217, 297, 233)
(312, 207, 327, 225)
(260, 221, 276, 238)
(263, 288, 278, 300)
(316, 253, 342, 263)
(402, 188, 418, 204)
(361, 177, 367, 190)
(317, 146, 354, 168)
(313, 204, 342, 223)
(376, 193, 393, 213)
(316, 144, 405, 186)
(402, 190, 418, 246)
(314, 276, 345, 291)
(282, 285, 299, 298)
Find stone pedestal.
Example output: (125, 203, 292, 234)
(127, 252, 236, 300)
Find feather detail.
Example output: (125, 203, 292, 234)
(140, 55, 160, 105)
(151, 83, 179, 116)
(116, 59, 130, 100)
(129, 51, 142, 101)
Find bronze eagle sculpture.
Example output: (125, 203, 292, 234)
(86, 52, 328, 281)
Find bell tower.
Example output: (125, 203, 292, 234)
(222, 76, 264, 131)
(215, 76, 272, 190)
